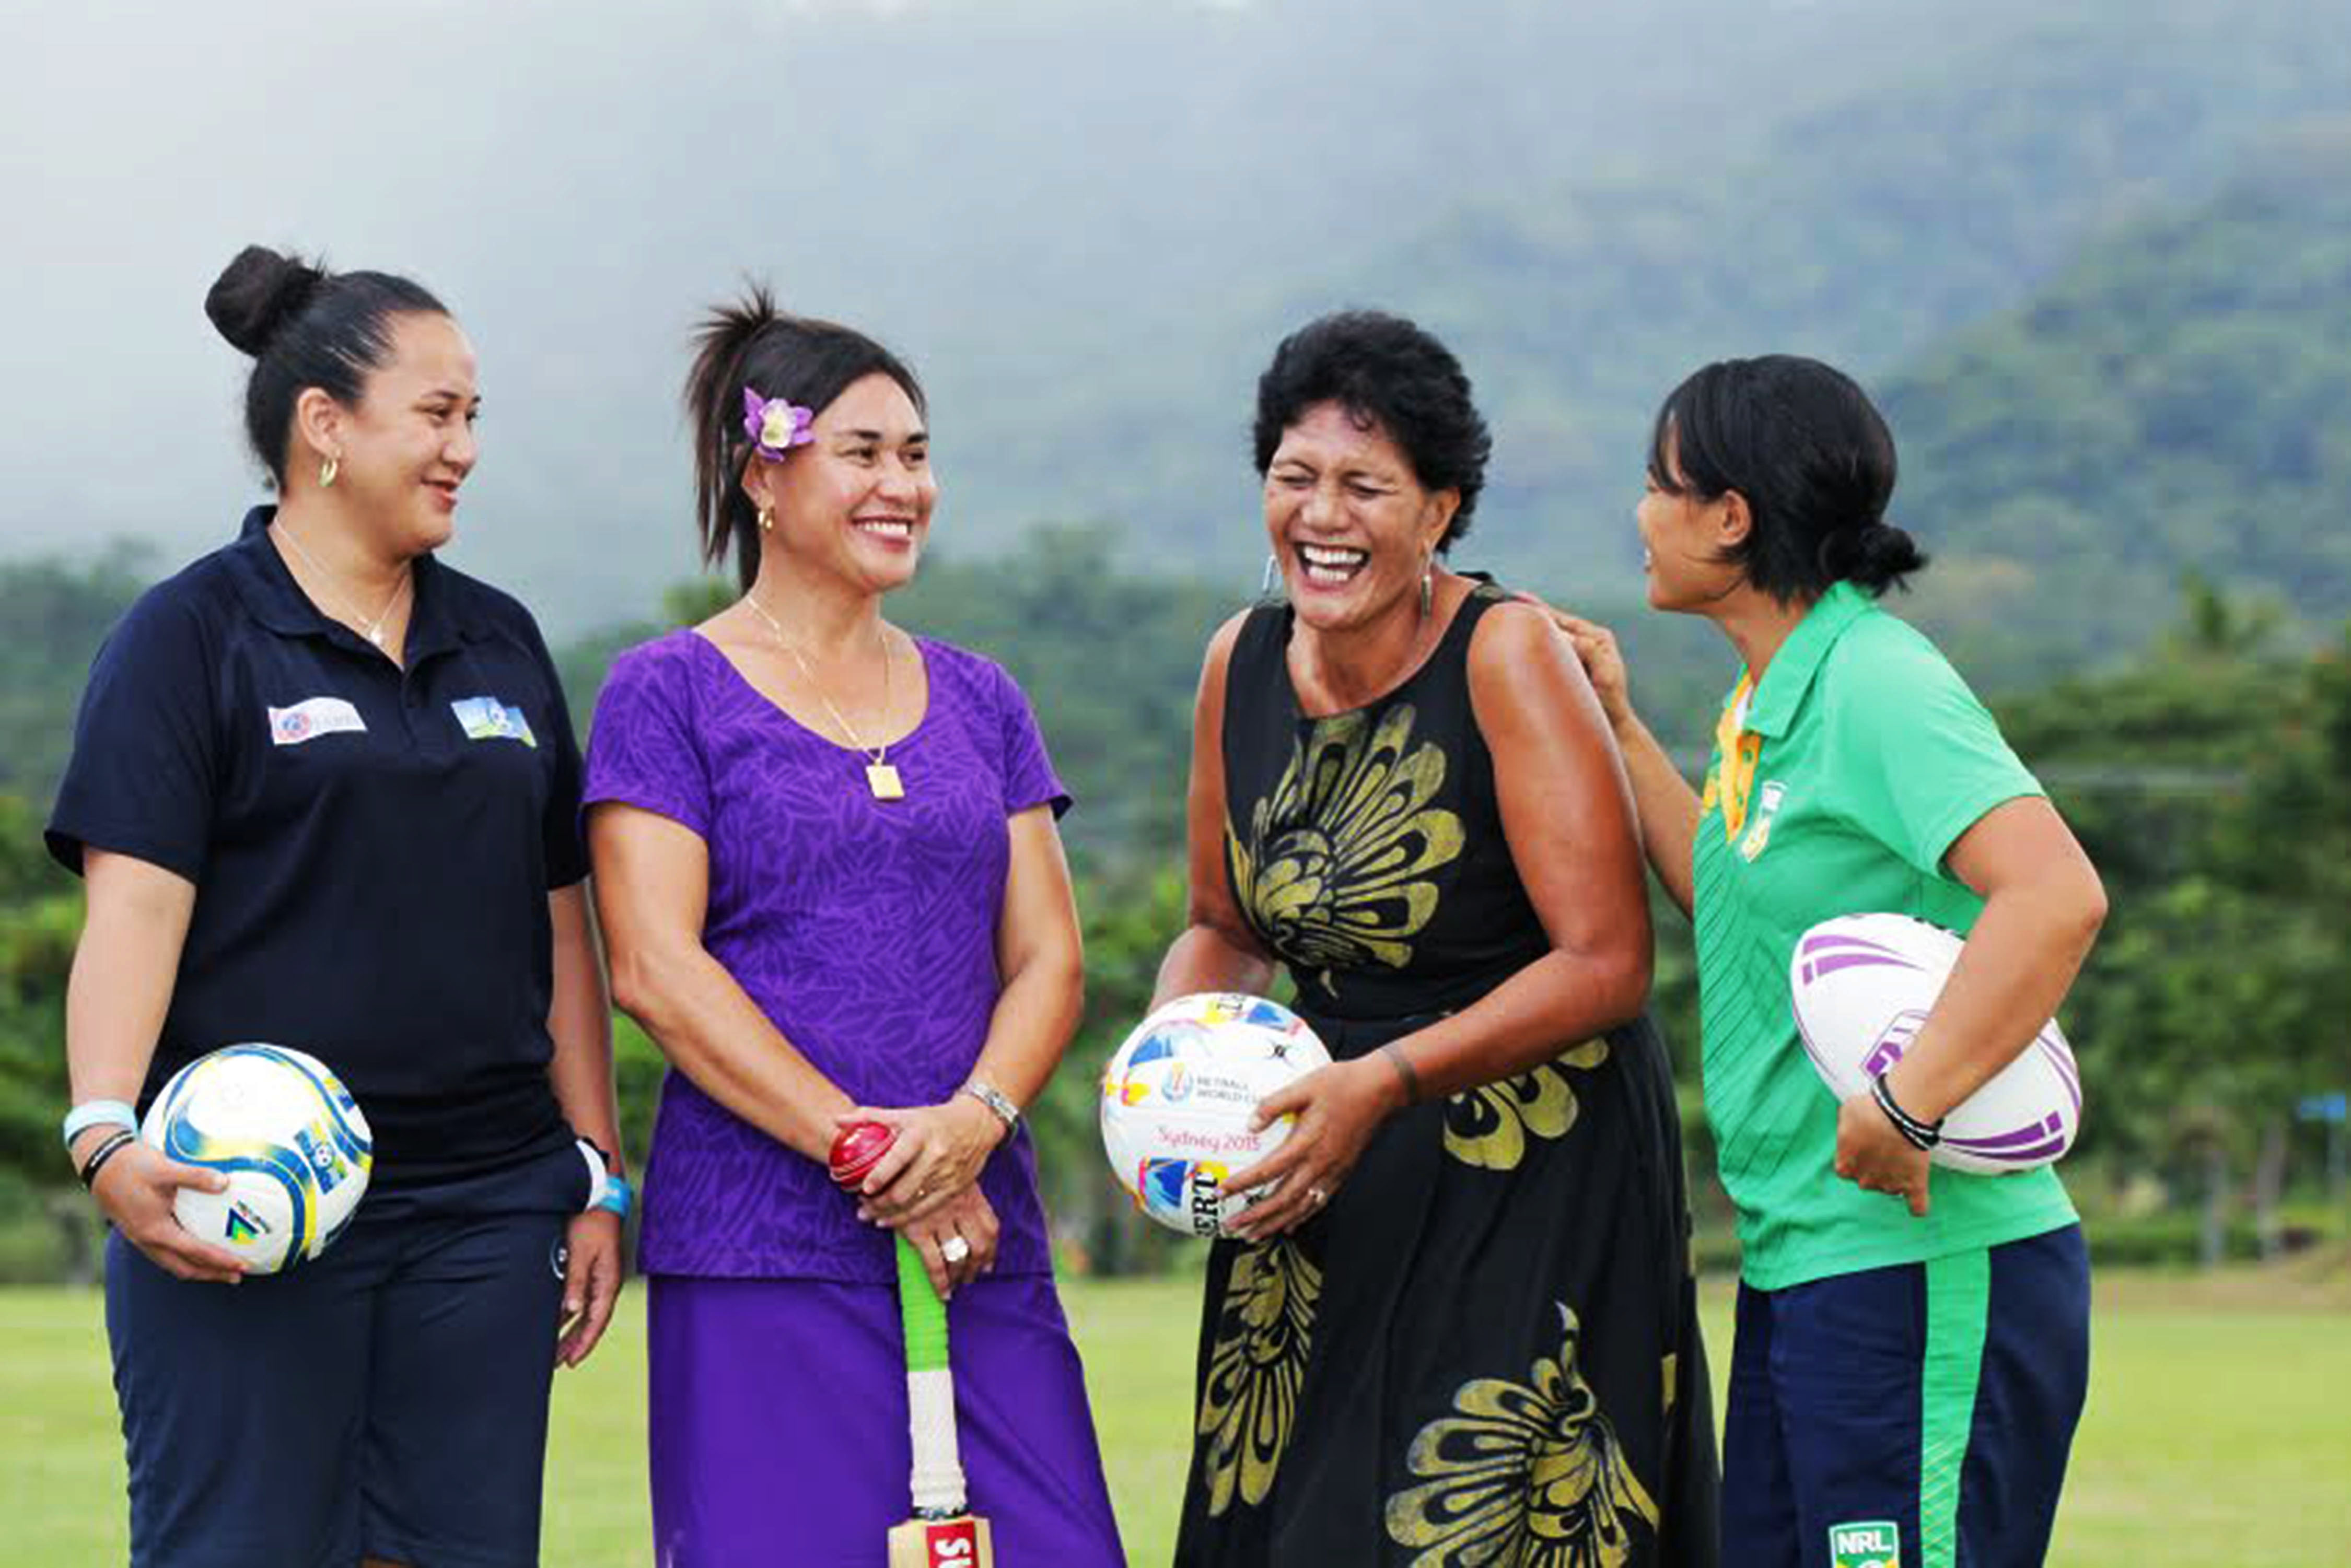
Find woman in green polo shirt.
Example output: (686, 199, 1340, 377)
(1551, 356, 2106, 1568)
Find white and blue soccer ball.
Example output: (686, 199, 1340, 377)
(1099, 993, 1331, 1238)
(139, 1044, 374, 1273)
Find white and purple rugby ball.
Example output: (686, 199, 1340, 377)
(1791, 913, 2082, 1174)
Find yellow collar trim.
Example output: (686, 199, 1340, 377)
(1712, 672, 1761, 843)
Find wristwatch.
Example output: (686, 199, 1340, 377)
(959, 1078, 1020, 1134)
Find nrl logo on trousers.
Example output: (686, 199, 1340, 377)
(1830, 1519, 1900, 1568)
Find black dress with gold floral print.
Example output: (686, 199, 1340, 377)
(1174, 583, 1720, 1568)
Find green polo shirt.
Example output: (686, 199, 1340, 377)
(1692, 582, 2078, 1290)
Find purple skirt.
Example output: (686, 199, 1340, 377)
(648, 1272, 1125, 1566)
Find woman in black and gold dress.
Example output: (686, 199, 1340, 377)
(1155, 311, 1719, 1566)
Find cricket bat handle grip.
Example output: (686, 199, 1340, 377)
(895, 1234, 970, 1517)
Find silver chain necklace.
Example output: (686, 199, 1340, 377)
(273, 522, 412, 649)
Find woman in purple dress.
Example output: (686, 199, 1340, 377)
(583, 289, 1124, 1565)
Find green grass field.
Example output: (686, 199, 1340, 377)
(4, 1268, 2347, 1564)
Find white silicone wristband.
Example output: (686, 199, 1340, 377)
(62, 1100, 138, 1153)
(575, 1139, 610, 1213)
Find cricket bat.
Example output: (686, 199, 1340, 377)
(888, 1231, 995, 1566)
(829, 1121, 995, 1566)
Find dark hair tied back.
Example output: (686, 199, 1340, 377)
(204, 245, 328, 357)
(1648, 354, 1925, 600)
(205, 244, 448, 486)
(1818, 520, 1926, 594)
(683, 284, 926, 590)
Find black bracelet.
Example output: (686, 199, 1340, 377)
(1379, 1043, 1422, 1106)
(1870, 1072, 1942, 1151)
(78, 1129, 137, 1189)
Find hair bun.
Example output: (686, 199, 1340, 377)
(1841, 518, 1928, 592)
(204, 245, 328, 358)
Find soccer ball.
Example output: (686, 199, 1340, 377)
(1099, 993, 1331, 1238)
(1791, 912, 2082, 1173)
(139, 1044, 374, 1273)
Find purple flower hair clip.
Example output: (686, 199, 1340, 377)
(743, 387, 816, 461)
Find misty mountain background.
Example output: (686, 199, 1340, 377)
(6, 0, 2348, 658)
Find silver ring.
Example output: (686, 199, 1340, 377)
(939, 1234, 972, 1265)
(1308, 1186, 1328, 1207)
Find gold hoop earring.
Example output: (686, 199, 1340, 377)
(319, 454, 339, 489)
(757, 506, 774, 533)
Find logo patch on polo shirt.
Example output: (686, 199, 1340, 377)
(1740, 779, 1787, 861)
(451, 696, 538, 748)
(267, 696, 366, 746)
(1829, 1520, 1900, 1568)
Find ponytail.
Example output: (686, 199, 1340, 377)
(681, 285, 925, 590)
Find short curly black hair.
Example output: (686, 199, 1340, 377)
(1253, 310, 1492, 550)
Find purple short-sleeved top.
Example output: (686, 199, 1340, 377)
(583, 629, 1070, 1282)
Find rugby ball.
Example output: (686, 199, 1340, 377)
(140, 1043, 374, 1272)
(1791, 913, 2081, 1173)
(1099, 992, 1331, 1238)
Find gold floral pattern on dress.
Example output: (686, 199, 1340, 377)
(1198, 1237, 1323, 1515)
(1228, 703, 1465, 986)
(1445, 1039, 1611, 1171)
(1384, 1304, 1659, 1567)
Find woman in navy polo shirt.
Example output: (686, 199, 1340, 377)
(46, 245, 625, 1567)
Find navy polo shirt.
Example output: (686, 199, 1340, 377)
(48, 506, 588, 1188)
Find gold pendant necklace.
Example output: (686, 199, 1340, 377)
(274, 522, 411, 649)
(744, 593, 905, 801)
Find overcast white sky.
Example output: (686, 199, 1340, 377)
(5, 0, 1755, 624)
(5, 0, 2297, 633)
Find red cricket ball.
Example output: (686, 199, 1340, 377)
(829, 1120, 897, 1189)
